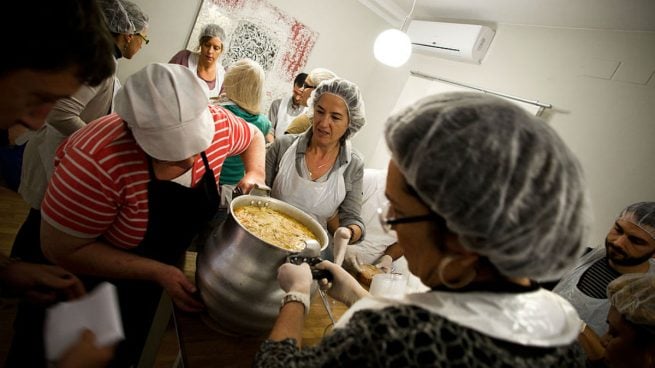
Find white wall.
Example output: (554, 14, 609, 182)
(118, 1, 655, 247)
(365, 24, 655, 246)
(116, 0, 392, 104)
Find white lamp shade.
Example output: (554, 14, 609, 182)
(373, 29, 412, 67)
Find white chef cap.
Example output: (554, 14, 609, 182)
(114, 63, 215, 161)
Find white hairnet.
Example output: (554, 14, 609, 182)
(608, 273, 655, 328)
(200, 23, 225, 42)
(384, 92, 591, 280)
(100, 0, 148, 34)
(223, 58, 264, 115)
(308, 78, 366, 140)
(305, 68, 337, 87)
(617, 202, 655, 240)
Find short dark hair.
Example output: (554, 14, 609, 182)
(294, 72, 308, 87)
(0, 0, 115, 86)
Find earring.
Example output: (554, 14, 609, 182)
(437, 255, 477, 289)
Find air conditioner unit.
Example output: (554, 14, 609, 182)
(406, 21, 495, 64)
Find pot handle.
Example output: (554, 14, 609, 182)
(235, 183, 271, 198)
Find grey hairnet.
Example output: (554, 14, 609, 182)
(384, 92, 591, 280)
(100, 0, 148, 34)
(608, 273, 655, 328)
(617, 202, 655, 240)
(307, 78, 366, 140)
(200, 23, 225, 42)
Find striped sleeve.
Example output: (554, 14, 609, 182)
(41, 116, 150, 248)
(41, 145, 120, 239)
(195, 105, 254, 184)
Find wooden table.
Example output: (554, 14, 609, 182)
(174, 252, 348, 367)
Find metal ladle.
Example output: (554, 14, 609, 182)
(300, 240, 337, 326)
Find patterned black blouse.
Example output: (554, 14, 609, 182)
(254, 305, 584, 367)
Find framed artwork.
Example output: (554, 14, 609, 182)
(188, 0, 319, 111)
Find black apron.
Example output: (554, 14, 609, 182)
(109, 151, 219, 367)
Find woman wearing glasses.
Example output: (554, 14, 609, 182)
(170, 23, 226, 100)
(284, 67, 338, 134)
(266, 78, 366, 262)
(101, 0, 149, 61)
(256, 93, 590, 366)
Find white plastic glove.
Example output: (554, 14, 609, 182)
(315, 260, 369, 307)
(343, 246, 363, 273)
(332, 227, 351, 267)
(374, 255, 393, 273)
(277, 262, 312, 295)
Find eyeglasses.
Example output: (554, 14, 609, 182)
(302, 82, 316, 89)
(135, 33, 149, 45)
(377, 201, 438, 233)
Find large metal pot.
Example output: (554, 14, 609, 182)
(196, 192, 328, 336)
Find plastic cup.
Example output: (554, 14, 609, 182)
(368, 273, 407, 299)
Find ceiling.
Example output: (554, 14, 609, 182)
(360, 0, 655, 32)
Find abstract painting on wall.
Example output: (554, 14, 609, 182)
(188, 0, 319, 111)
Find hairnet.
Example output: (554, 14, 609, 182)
(617, 202, 655, 240)
(223, 58, 264, 115)
(100, 0, 148, 34)
(608, 273, 655, 328)
(384, 92, 591, 280)
(199, 23, 225, 42)
(308, 78, 366, 140)
(305, 68, 337, 88)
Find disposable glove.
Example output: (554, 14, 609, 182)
(343, 246, 363, 273)
(374, 254, 393, 273)
(315, 260, 368, 307)
(332, 227, 351, 267)
(277, 262, 312, 295)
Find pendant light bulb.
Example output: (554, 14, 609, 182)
(373, 29, 412, 68)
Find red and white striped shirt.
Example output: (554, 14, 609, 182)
(41, 105, 254, 248)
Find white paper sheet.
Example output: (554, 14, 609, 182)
(44, 282, 124, 361)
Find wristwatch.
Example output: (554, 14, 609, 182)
(347, 225, 356, 243)
(281, 291, 310, 315)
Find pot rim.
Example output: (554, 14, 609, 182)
(229, 194, 329, 252)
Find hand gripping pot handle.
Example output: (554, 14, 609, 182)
(287, 239, 333, 282)
(233, 183, 271, 199)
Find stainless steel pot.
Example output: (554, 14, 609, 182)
(196, 192, 328, 336)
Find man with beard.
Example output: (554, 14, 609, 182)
(554, 202, 655, 336)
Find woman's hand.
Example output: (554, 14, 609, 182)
(333, 227, 351, 266)
(0, 261, 85, 304)
(157, 265, 204, 312)
(315, 260, 369, 307)
(57, 329, 115, 368)
(374, 255, 393, 273)
(277, 262, 312, 295)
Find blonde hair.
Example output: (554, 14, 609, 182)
(223, 58, 264, 114)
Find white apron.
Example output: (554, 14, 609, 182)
(111, 57, 120, 112)
(271, 138, 347, 229)
(188, 53, 224, 99)
(275, 95, 306, 137)
(335, 289, 582, 348)
(553, 246, 655, 335)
